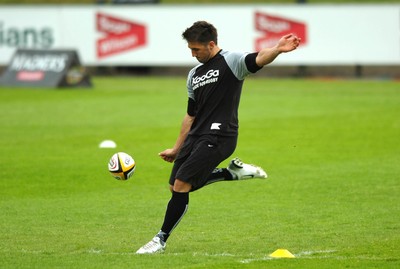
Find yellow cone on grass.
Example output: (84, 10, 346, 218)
(269, 249, 295, 258)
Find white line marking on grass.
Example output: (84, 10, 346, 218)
(88, 249, 103, 254)
(16, 248, 396, 261)
(296, 249, 337, 257)
(239, 250, 337, 264)
(193, 252, 235, 257)
(239, 250, 397, 263)
(240, 256, 273, 263)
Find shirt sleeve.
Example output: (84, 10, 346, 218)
(222, 51, 263, 80)
(186, 66, 198, 116)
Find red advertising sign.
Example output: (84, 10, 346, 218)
(96, 13, 147, 58)
(16, 71, 45, 81)
(255, 11, 307, 51)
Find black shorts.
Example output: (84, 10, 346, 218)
(169, 134, 237, 191)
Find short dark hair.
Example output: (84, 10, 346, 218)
(182, 21, 218, 44)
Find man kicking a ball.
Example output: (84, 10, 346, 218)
(136, 21, 301, 254)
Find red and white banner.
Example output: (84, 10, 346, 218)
(96, 13, 147, 58)
(255, 12, 307, 51)
(0, 5, 399, 66)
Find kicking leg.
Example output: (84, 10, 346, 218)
(203, 158, 268, 187)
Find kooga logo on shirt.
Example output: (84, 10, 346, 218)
(192, 69, 219, 90)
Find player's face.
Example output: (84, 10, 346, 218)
(188, 41, 215, 63)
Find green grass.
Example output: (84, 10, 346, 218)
(0, 77, 399, 268)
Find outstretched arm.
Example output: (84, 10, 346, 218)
(159, 113, 195, 163)
(256, 33, 301, 67)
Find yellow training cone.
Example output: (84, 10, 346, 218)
(269, 249, 295, 258)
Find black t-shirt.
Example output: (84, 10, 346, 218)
(186, 50, 262, 136)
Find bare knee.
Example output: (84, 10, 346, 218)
(173, 179, 192, 193)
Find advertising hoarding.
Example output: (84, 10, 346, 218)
(0, 5, 399, 66)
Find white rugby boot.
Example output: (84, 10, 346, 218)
(227, 157, 267, 180)
(136, 236, 166, 254)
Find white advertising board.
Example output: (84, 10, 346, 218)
(0, 4, 399, 66)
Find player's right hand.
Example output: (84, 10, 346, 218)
(159, 149, 176, 163)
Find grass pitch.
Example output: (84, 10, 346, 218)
(0, 77, 399, 268)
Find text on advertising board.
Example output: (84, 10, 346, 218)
(96, 13, 147, 58)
